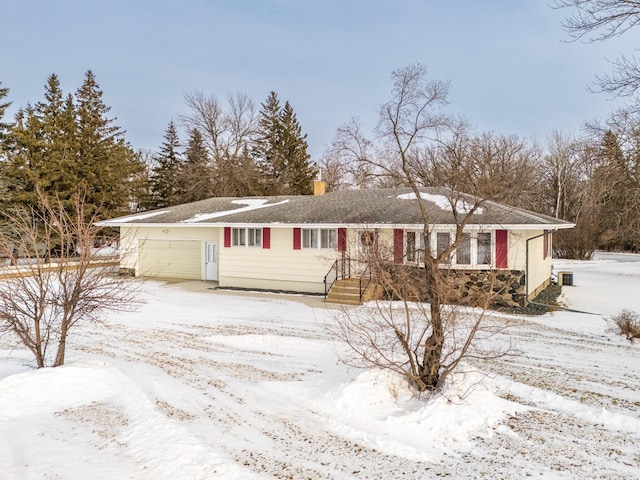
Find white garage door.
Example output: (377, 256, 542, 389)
(137, 239, 201, 279)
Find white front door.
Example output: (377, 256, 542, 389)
(204, 241, 218, 281)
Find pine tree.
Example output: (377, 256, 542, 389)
(253, 91, 283, 190)
(280, 101, 316, 194)
(2, 75, 78, 210)
(151, 120, 183, 207)
(0, 81, 11, 142)
(253, 91, 315, 195)
(74, 70, 143, 219)
(176, 128, 213, 203)
(2, 72, 143, 220)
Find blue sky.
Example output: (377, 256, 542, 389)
(2, 1, 637, 157)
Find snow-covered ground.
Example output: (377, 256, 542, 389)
(1, 252, 639, 479)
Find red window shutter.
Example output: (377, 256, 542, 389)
(393, 229, 404, 263)
(263, 228, 270, 249)
(337, 228, 347, 252)
(543, 230, 548, 259)
(224, 227, 231, 248)
(495, 229, 508, 268)
(293, 228, 301, 250)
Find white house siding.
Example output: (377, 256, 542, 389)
(509, 229, 552, 298)
(119, 226, 221, 280)
(219, 227, 341, 293)
(119, 227, 138, 271)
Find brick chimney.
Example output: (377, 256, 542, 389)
(313, 180, 326, 196)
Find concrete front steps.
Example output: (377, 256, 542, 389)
(325, 278, 362, 305)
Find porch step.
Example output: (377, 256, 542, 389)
(325, 278, 362, 305)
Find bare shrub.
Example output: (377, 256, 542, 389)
(0, 192, 142, 367)
(608, 309, 640, 341)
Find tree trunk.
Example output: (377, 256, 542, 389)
(419, 261, 444, 390)
(420, 302, 444, 389)
(53, 318, 69, 367)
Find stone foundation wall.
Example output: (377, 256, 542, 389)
(443, 269, 527, 308)
(385, 266, 528, 308)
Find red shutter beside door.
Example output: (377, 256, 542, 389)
(224, 227, 231, 248)
(263, 228, 270, 249)
(393, 229, 404, 263)
(495, 229, 508, 268)
(293, 228, 301, 250)
(337, 228, 346, 252)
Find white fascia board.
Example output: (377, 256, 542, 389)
(97, 221, 575, 230)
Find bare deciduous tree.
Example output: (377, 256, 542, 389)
(181, 90, 257, 163)
(318, 118, 378, 190)
(539, 131, 600, 258)
(330, 64, 513, 392)
(415, 129, 543, 211)
(555, 0, 640, 100)
(0, 192, 141, 368)
(331, 244, 516, 394)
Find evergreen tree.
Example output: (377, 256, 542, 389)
(595, 128, 640, 249)
(1, 72, 143, 220)
(74, 70, 143, 219)
(279, 101, 315, 194)
(176, 128, 214, 203)
(253, 91, 316, 195)
(0, 81, 11, 142)
(253, 91, 283, 190)
(2, 75, 78, 210)
(151, 120, 183, 207)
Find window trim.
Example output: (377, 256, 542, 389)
(301, 228, 338, 250)
(403, 229, 495, 268)
(232, 227, 262, 248)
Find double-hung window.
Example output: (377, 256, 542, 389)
(302, 229, 337, 249)
(436, 232, 451, 263)
(456, 233, 471, 265)
(477, 232, 491, 265)
(232, 228, 261, 247)
(302, 229, 318, 248)
(321, 229, 337, 249)
(406, 231, 425, 263)
(232, 228, 246, 246)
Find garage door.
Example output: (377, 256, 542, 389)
(137, 239, 201, 279)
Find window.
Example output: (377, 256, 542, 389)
(407, 231, 416, 262)
(302, 229, 337, 249)
(406, 231, 425, 263)
(321, 229, 337, 249)
(456, 233, 471, 265)
(303, 229, 318, 248)
(232, 228, 246, 246)
(248, 228, 261, 247)
(359, 230, 377, 257)
(232, 228, 261, 247)
(436, 232, 450, 263)
(477, 232, 491, 265)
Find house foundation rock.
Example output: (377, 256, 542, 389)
(386, 266, 527, 308)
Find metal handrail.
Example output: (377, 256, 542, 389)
(359, 262, 373, 302)
(324, 256, 351, 297)
(324, 260, 339, 297)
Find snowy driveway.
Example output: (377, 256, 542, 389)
(1, 254, 640, 479)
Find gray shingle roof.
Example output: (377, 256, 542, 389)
(99, 187, 574, 229)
